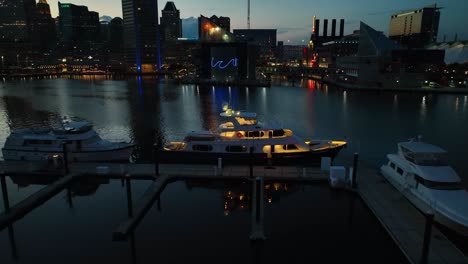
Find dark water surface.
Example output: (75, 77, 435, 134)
(0, 77, 467, 263)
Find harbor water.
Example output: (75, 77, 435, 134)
(1, 77, 467, 263)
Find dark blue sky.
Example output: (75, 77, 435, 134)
(49, 0, 467, 43)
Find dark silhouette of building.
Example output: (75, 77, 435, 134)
(233, 29, 277, 60)
(198, 15, 235, 42)
(160, 1, 182, 42)
(122, 0, 162, 73)
(308, 17, 345, 67)
(209, 15, 230, 32)
(109, 17, 124, 53)
(0, 0, 36, 42)
(33, 0, 57, 51)
(389, 4, 441, 48)
(58, 2, 100, 43)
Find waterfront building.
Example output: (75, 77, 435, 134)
(199, 42, 257, 81)
(160, 1, 182, 42)
(233, 29, 277, 61)
(58, 2, 100, 43)
(335, 22, 445, 89)
(198, 15, 235, 42)
(122, 0, 162, 73)
(308, 18, 345, 67)
(389, 4, 441, 48)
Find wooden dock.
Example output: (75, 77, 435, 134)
(358, 166, 468, 264)
(1, 160, 467, 263)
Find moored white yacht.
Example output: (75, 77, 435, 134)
(2, 121, 135, 162)
(380, 139, 468, 236)
(161, 106, 347, 165)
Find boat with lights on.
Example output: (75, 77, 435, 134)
(380, 139, 468, 236)
(161, 106, 347, 165)
(2, 121, 135, 162)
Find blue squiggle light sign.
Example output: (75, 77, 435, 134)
(211, 57, 238, 69)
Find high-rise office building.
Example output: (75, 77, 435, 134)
(0, 0, 36, 42)
(33, 0, 57, 50)
(389, 4, 441, 47)
(122, 0, 161, 72)
(58, 2, 100, 43)
(160, 1, 181, 42)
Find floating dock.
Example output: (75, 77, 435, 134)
(0, 160, 467, 263)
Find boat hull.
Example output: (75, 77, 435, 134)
(2, 145, 135, 162)
(381, 165, 468, 236)
(158, 145, 344, 166)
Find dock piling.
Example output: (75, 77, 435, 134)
(249, 147, 254, 178)
(153, 144, 159, 177)
(250, 176, 265, 240)
(1, 175, 10, 212)
(125, 174, 133, 218)
(62, 142, 69, 175)
(351, 152, 359, 188)
(420, 211, 434, 264)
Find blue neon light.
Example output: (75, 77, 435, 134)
(211, 57, 238, 69)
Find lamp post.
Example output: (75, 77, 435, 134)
(16, 54, 19, 67)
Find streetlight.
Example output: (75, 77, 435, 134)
(1, 56, 4, 72)
(16, 54, 19, 67)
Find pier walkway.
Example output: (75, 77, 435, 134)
(358, 166, 468, 264)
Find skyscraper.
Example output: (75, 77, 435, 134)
(389, 4, 441, 47)
(0, 0, 36, 42)
(160, 1, 181, 42)
(58, 2, 100, 43)
(33, 0, 57, 50)
(122, 0, 161, 72)
(198, 15, 234, 42)
(209, 15, 230, 32)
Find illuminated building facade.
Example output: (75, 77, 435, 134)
(198, 15, 235, 42)
(160, 1, 182, 42)
(58, 2, 100, 43)
(200, 42, 257, 81)
(389, 4, 440, 48)
(122, 0, 162, 73)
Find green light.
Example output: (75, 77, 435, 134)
(61, 4, 70, 8)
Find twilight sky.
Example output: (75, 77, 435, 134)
(48, 0, 467, 43)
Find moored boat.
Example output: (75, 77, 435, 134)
(161, 107, 347, 165)
(380, 139, 468, 236)
(2, 121, 135, 162)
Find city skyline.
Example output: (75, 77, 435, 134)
(46, 0, 467, 43)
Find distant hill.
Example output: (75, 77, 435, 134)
(100, 16, 113, 23)
(182, 17, 198, 39)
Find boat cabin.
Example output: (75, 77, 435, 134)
(398, 142, 448, 166)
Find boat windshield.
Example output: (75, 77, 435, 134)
(418, 178, 464, 190)
(404, 152, 448, 166)
(235, 117, 257, 126)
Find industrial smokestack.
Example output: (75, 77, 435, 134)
(339, 19, 344, 37)
(315, 19, 320, 37)
(323, 19, 328, 37)
(331, 19, 336, 37)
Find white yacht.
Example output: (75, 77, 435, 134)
(380, 139, 468, 236)
(2, 121, 135, 162)
(161, 106, 347, 165)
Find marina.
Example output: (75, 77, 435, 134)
(1, 155, 467, 263)
(0, 78, 467, 263)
